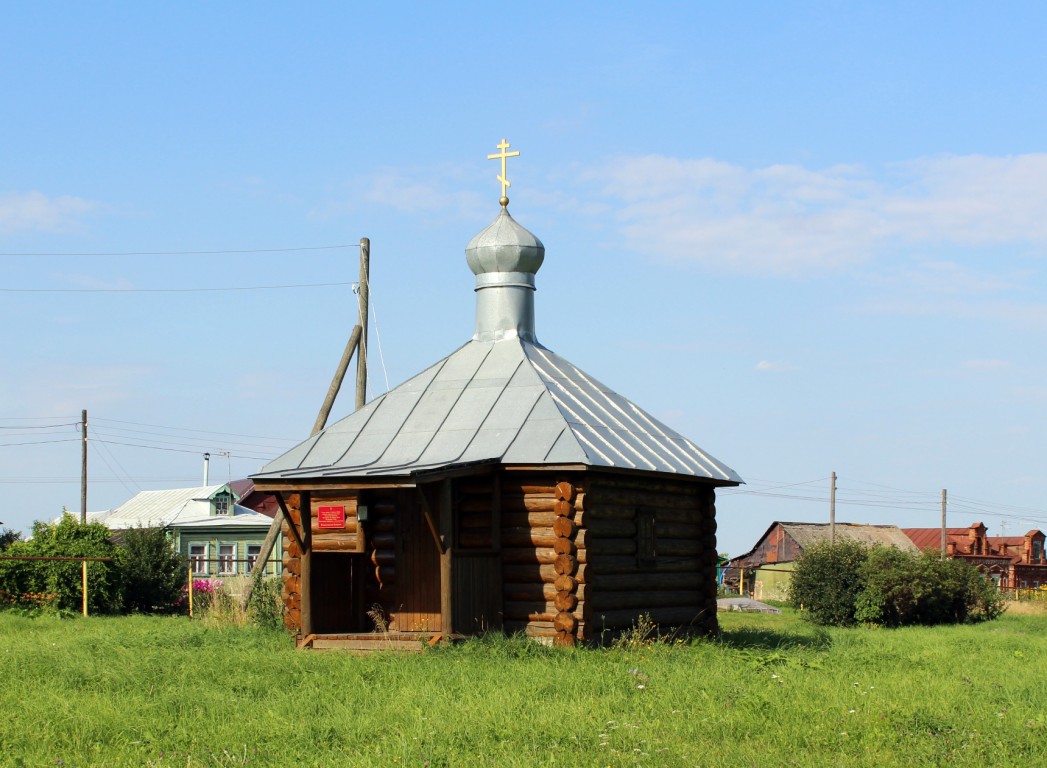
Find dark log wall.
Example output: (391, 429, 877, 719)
(279, 470, 720, 645)
(453, 476, 502, 633)
(581, 474, 718, 640)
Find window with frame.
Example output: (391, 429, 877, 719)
(189, 544, 208, 575)
(214, 496, 230, 516)
(218, 543, 236, 574)
(246, 543, 262, 574)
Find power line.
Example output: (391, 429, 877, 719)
(0, 244, 357, 257)
(0, 438, 79, 448)
(90, 417, 299, 443)
(1, 281, 356, 294)
(91, 438, 276, 461)
(0, 422, 79, 430)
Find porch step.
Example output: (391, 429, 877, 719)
(302, 632, 456, 652)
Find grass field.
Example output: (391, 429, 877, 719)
(2, 607, 1046, 767)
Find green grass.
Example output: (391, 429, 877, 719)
(2, 608, 1046, 767)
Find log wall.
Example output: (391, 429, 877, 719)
(279, 468, 721, 645)
(499, 474, 587, 646)
(581, 473, 718, 639)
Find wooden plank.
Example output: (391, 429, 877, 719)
(417, 485, 446, 554)
(299, 491, 313, 637)
(439, 479, 453, 635)
(252, 480, 416, 492)
(276, 493, 305, 552)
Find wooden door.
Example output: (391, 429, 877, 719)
(393, 488, 441, 632)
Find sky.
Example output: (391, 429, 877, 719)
(2, 2, 1046, 557)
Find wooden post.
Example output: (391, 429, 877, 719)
(241, 239, 370, 610)
(312, 324, 362, 436)
(941, 489, 947, 560)
(188, 566, 194, 617)
(299, 492, 313, 638)
(439, 479, 453, 637)
(829, 471, 836, 544)
(81, 409, 88, 524)
(356, 238, 369, 411)
(81, 560, 88, 617)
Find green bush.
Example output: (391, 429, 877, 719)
(792, 541, 1005, 627)
(788, 539, 869, 626)
(0, 514, 122, 614)
(116, 527, 188, 614)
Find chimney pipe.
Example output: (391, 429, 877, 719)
(203, 452, 210, 486)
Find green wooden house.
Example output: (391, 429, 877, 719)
(94, 484, 280, 577)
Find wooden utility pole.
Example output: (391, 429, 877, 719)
(355, 237, 370, 410)
(80, 409, 88, 524)
(829, 471, 836, 544)
(941, 488, 947, 559)
(242, 239, 370, 608)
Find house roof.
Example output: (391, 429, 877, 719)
(730, 520, 919, 565)
(101, 485, 271, 530)
(782, 522, 919, 552)
(253, 337, 742, 484)
(903, 527, 975, 551)
(255, 201, 740, 487)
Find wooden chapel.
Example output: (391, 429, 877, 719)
(251, 141, 742, 649)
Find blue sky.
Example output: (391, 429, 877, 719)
(3, 3, 1045, 556)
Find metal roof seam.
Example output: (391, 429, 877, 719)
(525, 345, 672, 469)
(449, 353, 528, 463)
(623, 403, 719, 477)
(541, 426, 573, 462)
(374, 344, 496, 470)
(528, 352, 654, 469)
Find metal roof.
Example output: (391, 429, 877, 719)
(254, 203, 740, 486)
(101, 485, 271, 530)
(253, 337, 742, 484)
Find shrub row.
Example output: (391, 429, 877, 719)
(0, 514, 186, 615)
(789, 540, 1006, 627)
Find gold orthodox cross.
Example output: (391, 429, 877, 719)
(487, 138, 520, 207)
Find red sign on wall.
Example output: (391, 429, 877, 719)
(317, 505, 346, 529)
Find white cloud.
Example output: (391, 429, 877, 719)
(0, 191, 96, 234)
(581, 153, 1047, 275)
(755, 360, 795, 373)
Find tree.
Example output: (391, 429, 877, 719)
(116, 527, 188, 613)
(0, 528, 21, 550)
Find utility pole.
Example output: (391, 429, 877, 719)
(940, 488, 947, 559)
(242, 238, 371, 609)
(829, 471, 836, 544)
(355, 237, 370, 410)
(80, 409, 88, 523)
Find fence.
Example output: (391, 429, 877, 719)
(1001, 587, 1047, 602)
(0, 555, 114, 616)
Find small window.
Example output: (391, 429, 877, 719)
(189, 544, 208, 575)
(246, 544, 262, 574)
(218, 544, 236, 574)
(214, 496, 230, 516)
(637, 509, 657, 567)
